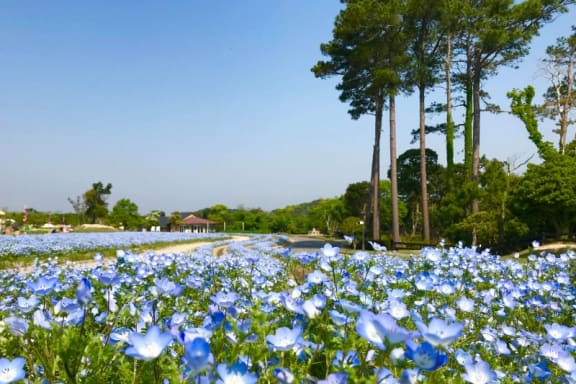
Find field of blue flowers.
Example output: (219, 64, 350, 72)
(0, 233, 574, 383)
(0, 232, 227, 258)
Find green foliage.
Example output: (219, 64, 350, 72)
(269, 207, 299, 233)
(206, 204, 230, 224)
(108, 198, 143, 230)
(168, 211, 182, 227)
(144, 210, 163, 229)
(228, 207, 270, 233)
(340, 180, 405, 237)
(513, 156, 576, 237)
(539, 26, 576, 155)
(394, 148, 442, 236)
(456, 0, 569, 194)
(83, 182, 113, 224)
(3, 211, 81, 229)
(343, 181, 370, 218)
(309, 198, 346, 236)
(68, 196, 87, 224)
(508, 86, 559, 161)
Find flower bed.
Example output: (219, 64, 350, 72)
(0, 236, 574, 383)
(0, 232, 228, 258)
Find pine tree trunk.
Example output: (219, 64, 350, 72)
(445, 33, 454, 187)
(419, 84, 430, 242)
(559, 43, 574, 154)
(371, 95, 383, 241)
(390, 93, 401, 247)
(464, 48, 473, 180)
(472, 48, 481, 214)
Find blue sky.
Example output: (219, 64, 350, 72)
(0, 1, 574, 214)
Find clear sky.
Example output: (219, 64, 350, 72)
(1, 1, 574, 214)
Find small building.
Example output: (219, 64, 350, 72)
(179, 214, 217, 233)
(158, 212, 217, 233)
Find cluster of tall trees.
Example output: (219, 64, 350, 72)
(65, 182, 142, 230)
(312, 0, 574, 246)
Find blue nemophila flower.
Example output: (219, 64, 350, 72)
(356, 310, 387, 350)
(0, 357, 26, 384)
(399, 368, 421, 384)
(281, 295, 304, 315)
(16, 295, 39, 313)
(461, 359, 496, 384)
(321, 243, 339, 258)
(109, 328, 132, 345)
(61, 307, 85, 326)
(388, 300, 410, 320)
(153, 277, 183, 297)
(3, 317, 28, 337)
(266, 326, 303, 352)
(205, 311, 225, 330)
(307, 270, 328, 284)
(540, 343, 564, 360)
(554, 349, 576, 373)
(302, 298, 321, 319)
(456, 296, 475, 313)
(33, 309, 52, 330)
(318, 372, 348, 384)
(179, 327, 212, 345)
(302, 294, 326, 319)
(415, 317, 463, 347)
(405, 340, 448, 371)
(329, 310, 351, 327)
(437, 280, 456, 295)
(350, 250, 369, 263)
(493, 339, 511, 356)
(28, 276, 58, 296)
(332, 350, 359, 369)
(356, 310, 411, 350)
(210, 291, 239, 308)
(339, 299, 363, 313)
(545, 323, 574, 343)
(414, 273, 434, 291)
(124, 325, 173, 361)
(343, 235, 354, 245)
(377, 367, 399, 384)
(97, 270, 120, 286)
(528, 360, 551, 381)
(216, 361, 257, 384)
(390, 347, 406, 365)
(54, 297, 80, 314)
(368, 241, 387, 252)
(273, 367, 294, 384)
(76, 277, 92, 305)
(182, 337, 213, 375)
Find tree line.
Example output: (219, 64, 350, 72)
(1, 143, 575, 252)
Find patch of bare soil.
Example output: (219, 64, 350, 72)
(534, 242, 576, 251)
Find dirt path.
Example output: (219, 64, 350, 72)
(146, 235, 251, 256)
(17, 235, 251, 274)
(534, 242, 576, 251)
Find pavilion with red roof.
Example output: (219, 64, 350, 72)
(179, 214, 217, 233)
